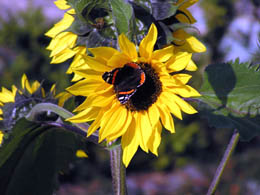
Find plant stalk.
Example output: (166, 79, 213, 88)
(207, 129, 240, 195)
(110, 145, 127, 195)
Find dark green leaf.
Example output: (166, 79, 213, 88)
(151, 0, 180, 20)
(109, 0, 135, 38)
(131, 2, 167, 47)
(69, 0, 108, 24)
(76, 30, 117, 48)
(0, 118, 87, 195)
(198, 59, 260, 140)
(68, 15, 93, 36)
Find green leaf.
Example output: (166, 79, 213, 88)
(0, 118, 87, 195)
(109, 0, 135, 38)
(198, 59, 260, 140)
(131, 2, 167, 47)
(68, 0, 108, 23)
(67, 15, 93, 35)
(151, 0, 180, 20)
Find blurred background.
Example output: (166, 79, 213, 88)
(0, 0, 260, 194)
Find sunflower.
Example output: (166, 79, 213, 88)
(171, 0, 206, 53)
(0, 74, 38, 144)
(0, 74, 45, 119)
(45, 0, 85, 76)
(67, 24, 201, 167)
(0, 85, 17, 131)
(0, 74, 68, 144)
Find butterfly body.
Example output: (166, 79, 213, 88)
(102, 63, 145, 104)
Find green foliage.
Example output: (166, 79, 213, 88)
(198, 59, 260, 141)
(1, 86, 57, 133)
(0, 118, 87, 195)
(67, 0, 193, 49)
(151, 0, 180, 20)
(109, 0, 135, 38)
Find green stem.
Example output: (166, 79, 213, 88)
(26, 103, 97, 137)
(110, 145, 127, 195)
(207, 130, 240, 195)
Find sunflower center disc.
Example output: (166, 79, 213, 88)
(126, 63, 162, 111)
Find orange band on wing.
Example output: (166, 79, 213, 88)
(112, 69, 119, 84)
(118, 89, 135, 95)
(140, 72, 145, 85)
(127, 62, 139, 69)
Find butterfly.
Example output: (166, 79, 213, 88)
(102, 62, 146, 104)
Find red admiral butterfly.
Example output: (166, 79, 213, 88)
(102, 62, 146, 104)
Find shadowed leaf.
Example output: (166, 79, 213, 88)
(198, 59, 260, 140)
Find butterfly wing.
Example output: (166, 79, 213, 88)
(102, 63, 146, 104)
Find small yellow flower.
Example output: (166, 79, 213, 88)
(172, 0, 206, 53)
(76, 150, 88, 158)
(67, 24, 200, 167)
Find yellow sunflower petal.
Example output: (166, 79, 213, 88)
(118, 34, 138, 61)
(66, 79, 102, 96)
(107, 53, 131, 68)
(106, 109, 132, 142)
(21, 74, 33, 94)
(152, 45, 173, 62)
(46, 37, 59, 51)
(50, 32, 77, 57)
(139, 23, 157, 61)
(54, 0, 71, 10)
(171, 94, 197, 114)
(148, 103, 160, 128)
(185, 59, 198, 71)
(166, 52, 192, 72)
(51, 48, 77, 64)
(0, 131, 3, 144)
(175, 0, 198, 24)
(75, 93, 115, 111)
(71, 74, 83, 82)
(67, 47, 88, 74)
(45, 13, 74, 38)
(56, 91, 72, 107)
(84, 56, 111, 72)
(157, 102, 175, 133)
(31, 81, 40, 94)
(175, 10, 196, 24)
(67, 9, 76, 14)
(147, 121, 162, 156)
(172, 73, 192, 84)
(170, 85, 201, 97)
(98, 102, 118, 130)
(0, 88, 15, 103)
(137, 111, 152, 153)
(73, 69, 103, 81)
(87, 110, 104, 136)
(160, 92, 182, 120)
(173, 29, 206, 53)
(122, 119, 139, 167)
(99, 104, 129, 142)
(177, 0, 198, 9)
(89, 47, 120, 62)
(68, 107, 100, 123)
